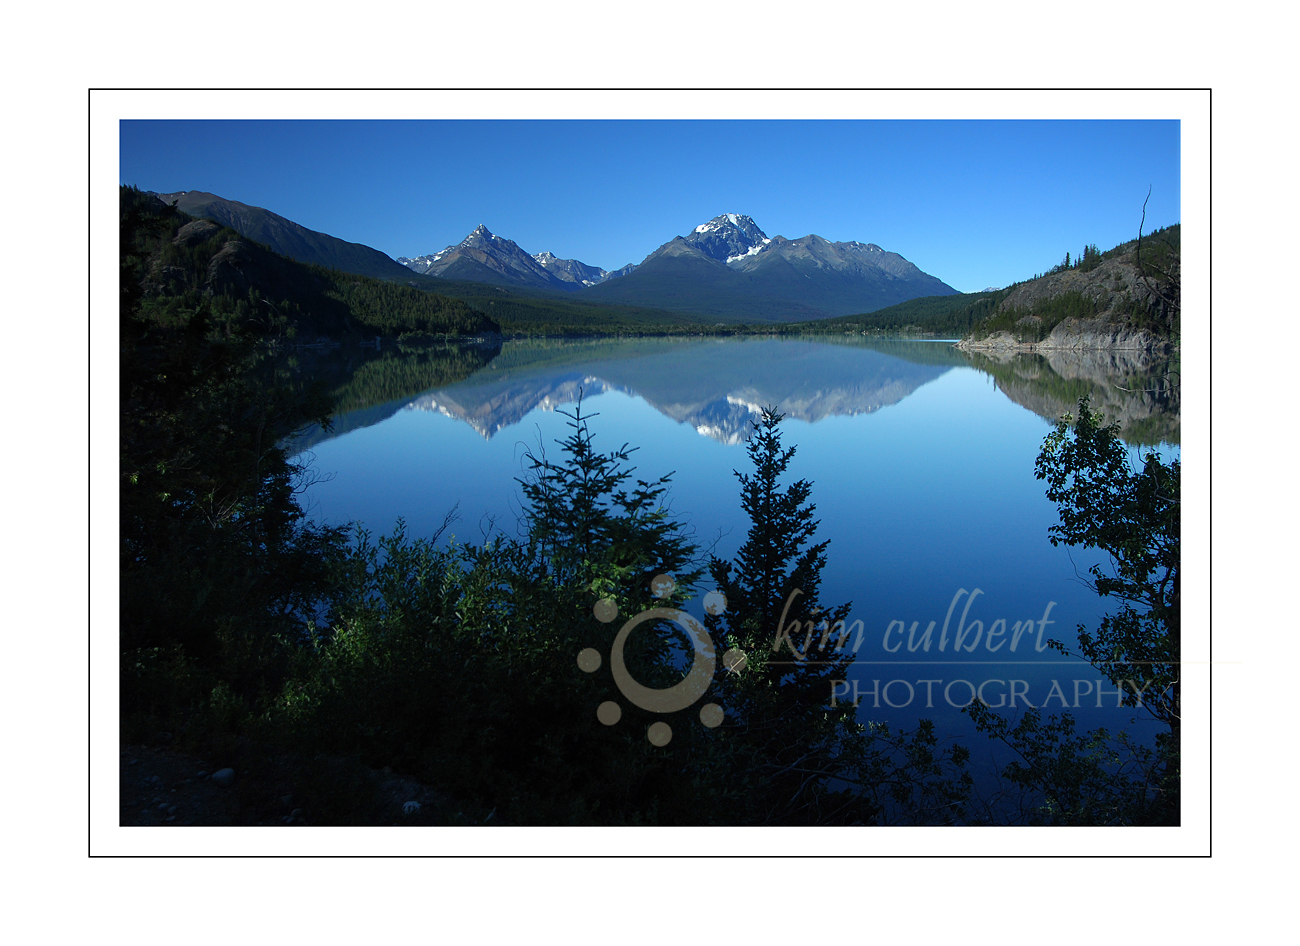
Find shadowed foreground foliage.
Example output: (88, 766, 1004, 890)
(268, 404, 974, 824)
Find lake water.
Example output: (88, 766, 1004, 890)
(286, 335, 1180, 777)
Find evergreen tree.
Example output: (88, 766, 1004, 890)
(516, 395, 702, 599)
(705, 409, 971, 824)
(707, 408, 853, 707)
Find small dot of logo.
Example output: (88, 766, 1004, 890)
(576, 648, 601, 673)
(699, 703, 724, 728)
(596, 701, 622, 726)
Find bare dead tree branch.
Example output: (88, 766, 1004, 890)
(1135, 186, 1180, 318)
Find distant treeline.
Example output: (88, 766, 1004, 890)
(782, 290, 1011, 337)
(419, 280, 740, 336)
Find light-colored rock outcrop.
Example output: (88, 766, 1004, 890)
(957, 317, 1174, 354)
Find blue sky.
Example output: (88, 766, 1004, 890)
(120, 119, 1179, 294)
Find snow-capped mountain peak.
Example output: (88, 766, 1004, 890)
(693, 212, 765, 236)
(685, 213, 771, 265)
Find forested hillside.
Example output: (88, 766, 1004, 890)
(122, 186, 499, 340)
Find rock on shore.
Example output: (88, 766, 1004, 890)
(956, 316, 1174, 354)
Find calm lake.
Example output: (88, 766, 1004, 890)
(285, 335, 1180, 761)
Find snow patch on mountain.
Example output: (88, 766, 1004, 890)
(726, 244, 765, 264)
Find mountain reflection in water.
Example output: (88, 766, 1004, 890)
(406, 337, 967, 443)
(285, 335, 1178, 452)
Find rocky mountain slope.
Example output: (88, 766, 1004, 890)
(958, 226, 1179, 353)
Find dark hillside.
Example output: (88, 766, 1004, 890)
(156, 190, 418, 282)
(124, 187, 498, 340)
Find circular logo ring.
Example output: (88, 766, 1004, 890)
(610, 607, 716, 714)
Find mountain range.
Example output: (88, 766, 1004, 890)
(583, 213, 958, 320)
(397, 225, 636, 292)
(148, 191, 958, 323)
(400, 213, 957, 320)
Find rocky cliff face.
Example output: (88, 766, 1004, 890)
(684, 213, 772, 263)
